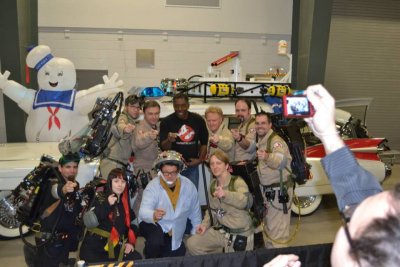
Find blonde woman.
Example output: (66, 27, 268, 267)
(187, 150, 254, 255)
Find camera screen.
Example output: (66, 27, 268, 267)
(286, 96, 310, 116)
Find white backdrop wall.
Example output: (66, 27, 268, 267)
(37, 0, 293, 88)
(38, 0, 292, 34)
(38, 31, 291, 87)
(0, 0, 293, 142)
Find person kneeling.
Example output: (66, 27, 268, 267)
(187, 150, 254, 255)
(139, 151, 202, 258)
(79, 168, 142, 263)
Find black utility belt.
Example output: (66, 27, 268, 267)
(35, 231, 69, 241)
(213, 224, 245, 234)
(263, 181, 289, 189)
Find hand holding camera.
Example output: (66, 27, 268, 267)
(283, 94, 315, 118)
(303, 85, 336, 136)
(304, 84, 344, 154)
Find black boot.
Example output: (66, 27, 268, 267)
(23, 244, 37, 267)
(254, 232, 265, 249)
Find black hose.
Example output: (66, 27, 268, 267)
(201, 163, 213, 227)
(187, 75, 203, 82)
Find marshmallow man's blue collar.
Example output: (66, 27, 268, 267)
(33, 89, 76, 110)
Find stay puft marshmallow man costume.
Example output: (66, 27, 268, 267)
(0, 45, 124, 142)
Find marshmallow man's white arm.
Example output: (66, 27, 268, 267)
(0, 71, 35, 114)
(75, 72, 124, 115)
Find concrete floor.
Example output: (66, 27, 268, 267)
(1, 164, 399, 266)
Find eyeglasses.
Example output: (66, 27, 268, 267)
(162, 171, 178, 177)
(341, 204, 358, 247)
(340, 204, 362, 266)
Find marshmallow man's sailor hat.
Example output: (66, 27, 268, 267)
(26, 45, 54, 71)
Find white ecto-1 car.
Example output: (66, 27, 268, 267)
(0, 96, 396, 239)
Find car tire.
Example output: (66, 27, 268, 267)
(291, 195, 323, 216)
(0, 191, 29, 240)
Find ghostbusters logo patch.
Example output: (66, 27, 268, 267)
(177, 124, 195, 142)
(273, 142, 283, 150)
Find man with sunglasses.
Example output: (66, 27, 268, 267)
(264, 84, 399, 267)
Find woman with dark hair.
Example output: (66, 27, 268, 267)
(79, 168, 142, 263)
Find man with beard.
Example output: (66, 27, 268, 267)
(231, 99, 256, 162)
(247, 111, 292, 248)
(159, 93, 208, 190)
(32, 153, 82, 267)
(264, 85, 399, 267)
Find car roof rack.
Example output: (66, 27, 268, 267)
(175, 80, 291, 103)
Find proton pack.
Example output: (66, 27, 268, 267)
(269, 113, 311, 185)
(230, 162, 265, 226)
(228, 109, 311, 223)
(12, 155, 58, 228)
(81, 91, 124, 159)
(58, 91, 124, 160)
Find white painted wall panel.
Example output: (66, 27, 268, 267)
(38, 0, 292, 34)
(39, 31, 291, 87)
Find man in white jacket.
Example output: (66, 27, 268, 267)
(138, 150, 202, 258)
